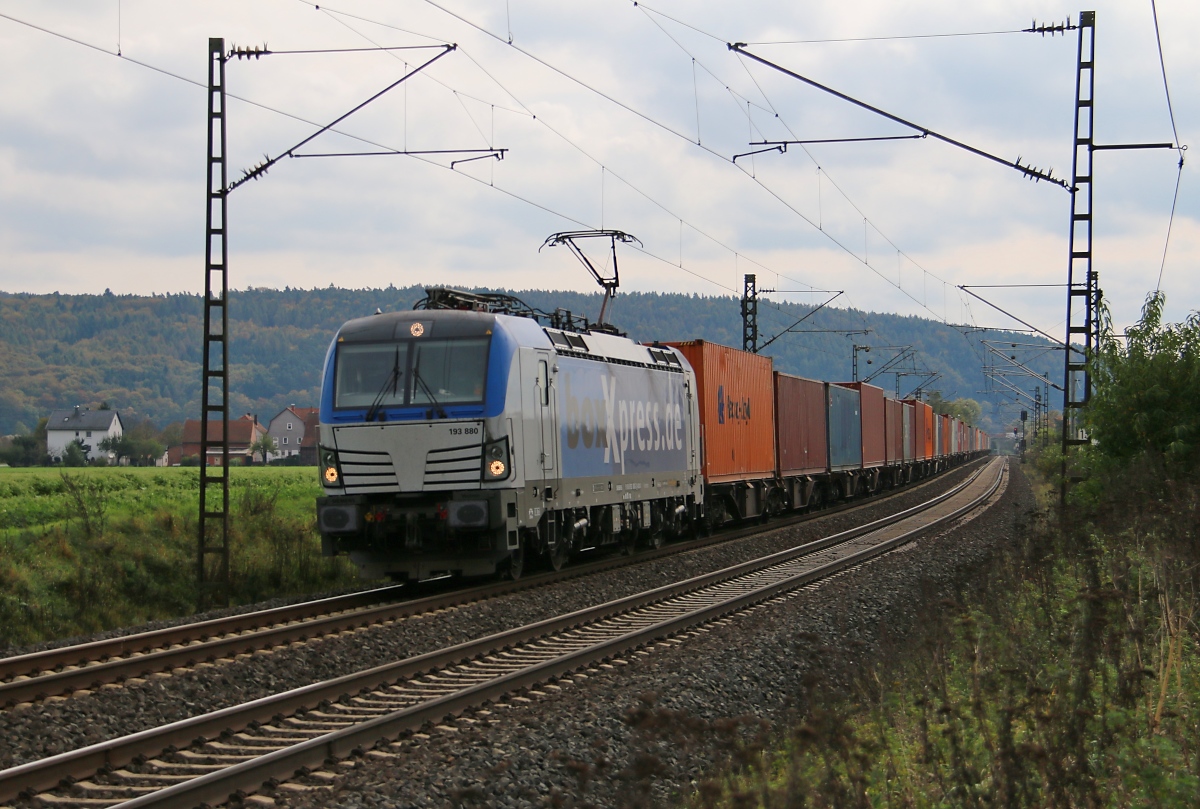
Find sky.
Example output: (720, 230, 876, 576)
(0, 0, 1193, 341)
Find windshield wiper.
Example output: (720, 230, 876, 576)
(364, 346, 403, 422)
(412, 349, 449, 419)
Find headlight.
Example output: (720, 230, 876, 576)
(482, 437, 510, 481)
(320, 446, 342, 487)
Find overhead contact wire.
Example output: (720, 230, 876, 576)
(308, 1, 796, 295)
(631, 4, 957, 323)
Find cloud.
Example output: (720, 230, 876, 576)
(0, 0, 1193, 342)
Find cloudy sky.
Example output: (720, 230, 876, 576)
(0, 0, 1193, 338)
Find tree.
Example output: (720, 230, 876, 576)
(97, 435, 121, 464)
(159, 421, 183, 449)
(946, 398, 982, 427)
(250, 434, 276, 465)
(99, 432, 165, 467)
(928, 393, 982, 426)
(0, 434, 49, 466)
(62, 439, 88, 467)
(1088, 291, 1200, 474)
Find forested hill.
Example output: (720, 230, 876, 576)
(0, 287, 1058, 436)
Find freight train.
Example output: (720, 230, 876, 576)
(315, 289, 990, 582)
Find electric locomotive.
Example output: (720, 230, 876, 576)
(316, 289, 703, 582)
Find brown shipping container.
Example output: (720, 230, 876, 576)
(884, 397, 904, 466)
(835, 382, 885, 467)
(668, 340, 776, 483)
(922, 404, 935, 458)
(774, 373, 828, 476)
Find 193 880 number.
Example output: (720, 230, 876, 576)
(448, 427, 480, 435)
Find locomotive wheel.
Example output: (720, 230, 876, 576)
(505, 540, 525, 581)
(548, 540, 571, 572)
(645, 525, 665, 551)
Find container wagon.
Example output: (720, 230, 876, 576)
(774, 372, 828, 510)
(667, 340, 776, 524)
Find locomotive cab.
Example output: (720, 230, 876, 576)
(316, 308, 537, 581)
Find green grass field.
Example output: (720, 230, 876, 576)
(0, 467, 358, 649)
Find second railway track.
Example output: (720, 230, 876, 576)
(0, 459, 987, 708)
(0, 457, 1006, 808)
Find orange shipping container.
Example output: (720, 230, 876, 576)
(667, 340, 776, 483)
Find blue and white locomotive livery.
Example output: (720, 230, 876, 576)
(316, 290, 703, 581)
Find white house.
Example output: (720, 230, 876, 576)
(266, 406, 318, 460)
(46, 406, 124, 463)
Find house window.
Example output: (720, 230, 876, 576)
(287, 423, 293, 430)
(283, 437, 289, 445)
(75, 431, 80, 437)
(87, 431, 92, 437)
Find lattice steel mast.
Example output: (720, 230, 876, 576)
(198, 38, 230, 607)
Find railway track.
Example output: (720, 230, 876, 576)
(0, 459, 986, 708)
(0, 457, 1006, 808)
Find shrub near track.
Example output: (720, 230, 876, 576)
(0, 467, 357, 649)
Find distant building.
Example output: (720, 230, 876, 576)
(46, 406, 123, 463)
(298, 409, 320, 465)
(181, 414, 268, 465)
(266, 406, 319, 461)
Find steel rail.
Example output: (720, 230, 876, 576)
(0, 456, 987, 706)
(0, 586, 404, 684)
(0, 459, 999, 805)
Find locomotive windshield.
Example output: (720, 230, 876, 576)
(334, 337, 489, 410)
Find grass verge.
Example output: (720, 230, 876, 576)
(0, 467, 358, 649)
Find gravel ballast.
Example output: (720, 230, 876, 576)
(0, 460, 994, 775)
